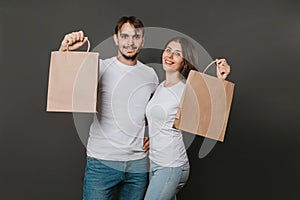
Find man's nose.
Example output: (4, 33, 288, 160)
(127, 37, 134, 45)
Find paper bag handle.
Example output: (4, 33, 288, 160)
(66, 37, 90, 52)
(202, 60, 217, 74)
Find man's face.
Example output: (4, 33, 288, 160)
(114, 22, 144, 60)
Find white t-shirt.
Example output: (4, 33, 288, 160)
(146, 80, 188, 167)
(87, 57, 159, 161)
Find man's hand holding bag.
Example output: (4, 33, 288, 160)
(47, 31, 99, 113)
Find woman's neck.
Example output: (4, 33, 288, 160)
(164, 71, 183, 87)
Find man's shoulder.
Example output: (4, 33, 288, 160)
(137, 61, 157, 76)
(100, 57, 116, 64)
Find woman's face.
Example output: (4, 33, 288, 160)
(162, 41, 185, 72)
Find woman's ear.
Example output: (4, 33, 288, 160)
(183, 60, 188, 69)
(180, 62, 187, 73)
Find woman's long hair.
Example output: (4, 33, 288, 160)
(164, 37, 199, 79)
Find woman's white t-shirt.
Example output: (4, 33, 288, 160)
(146, 80, 188, 167)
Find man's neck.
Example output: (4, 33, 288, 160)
(116, 55, 138, 66)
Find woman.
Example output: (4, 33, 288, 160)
(144, 37, 230, 200)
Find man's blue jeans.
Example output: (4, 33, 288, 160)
(83, 156, 148, 200)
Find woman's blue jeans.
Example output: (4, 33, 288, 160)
(144, 160, 190, 200)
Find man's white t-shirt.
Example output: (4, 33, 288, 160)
(146, 80, 188, 167)
(87, 57, 159, 161)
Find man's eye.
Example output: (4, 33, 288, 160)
(133, 35, 141, 40)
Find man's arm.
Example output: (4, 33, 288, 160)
(142, 137, 149, 154)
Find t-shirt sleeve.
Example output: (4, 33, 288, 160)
(150, 68, 159, 93)
(98, 59, 104, 80)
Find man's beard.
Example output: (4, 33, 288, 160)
(119, 46, 139, 60)
(121, 52, 138, 60)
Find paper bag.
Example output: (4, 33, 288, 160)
(46, 41, 99, 112)
(173, 66, 234, 142)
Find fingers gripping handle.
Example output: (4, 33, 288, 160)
(66, 37, 90, 52)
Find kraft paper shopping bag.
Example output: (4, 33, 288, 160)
(46, 39, 99, 112)
(173, 61, 234, 142)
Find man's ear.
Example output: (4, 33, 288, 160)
(141, 36, 145, 47)
(113, 34, 118, 46)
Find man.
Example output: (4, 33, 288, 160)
(59, 16, 158, 200)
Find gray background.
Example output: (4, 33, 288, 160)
(1, 0, 300, 199)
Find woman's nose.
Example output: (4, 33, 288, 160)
(166, 51, 173, 58)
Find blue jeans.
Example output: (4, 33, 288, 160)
(144, 160, 190, 200)
(83, 156, 148, 200)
